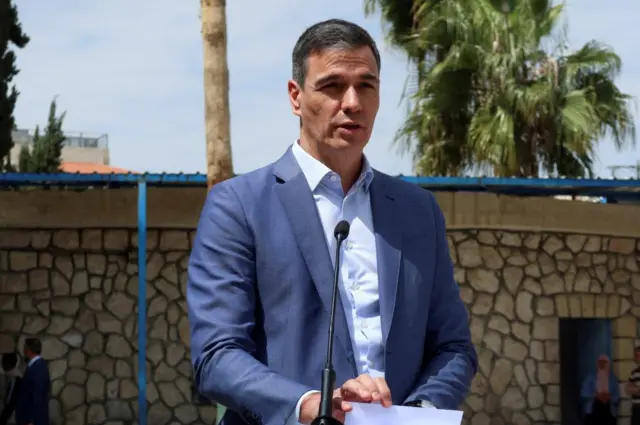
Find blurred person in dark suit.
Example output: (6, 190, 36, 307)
(0, 352, 21, 425)
(14, 339, 50, 425)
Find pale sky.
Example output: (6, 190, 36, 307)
(12, 0, 640, 177)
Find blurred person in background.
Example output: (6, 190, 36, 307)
(14, 338, 50, 425)
(624, 346, 640, 425)
(0, 352, 21, 425)
(581, 354, 619, 425)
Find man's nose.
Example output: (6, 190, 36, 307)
(341, 86, 362, 113)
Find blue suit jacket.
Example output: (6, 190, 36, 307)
(188, 148, 477, 425)
(15, 359, 50, 425)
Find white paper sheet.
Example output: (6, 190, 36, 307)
(344, 402, 463, 425)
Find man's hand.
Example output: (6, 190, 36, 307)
(298, 375, 393, 424)
(340, 375, 393, 407)
(596, 391, 611, 403)
(626, 382, 639, 396)
(299, 390, 352, 424)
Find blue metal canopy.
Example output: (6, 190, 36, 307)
(2, 172, 640, 199)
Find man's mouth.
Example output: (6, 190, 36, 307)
(338, 123, 361, 130)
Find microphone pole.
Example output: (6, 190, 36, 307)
(311, 220, 351, 425)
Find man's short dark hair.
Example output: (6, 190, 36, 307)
(1, 352, 18, 371)
(292, 19, 381, 86)
(25, 338, 42, 355)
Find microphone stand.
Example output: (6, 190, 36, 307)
(311, 224, 349, 425)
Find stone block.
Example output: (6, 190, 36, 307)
(555, 294, 569, 317)
(613, 338, 636, 360)
(532, 317, 558, 340)
(614, 315, 637, 338)
(614, 360, 636, 379)
(568, 295, 582, 317)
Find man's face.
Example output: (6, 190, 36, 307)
(288, 46, 380, 154)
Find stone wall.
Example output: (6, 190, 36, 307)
(1, 188, 639, 425)
(451, 230, 640, 425)
(0, 228, 216, 425)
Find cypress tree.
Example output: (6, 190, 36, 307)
(0, 0, 29, 171)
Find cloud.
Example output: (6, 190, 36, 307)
(12, 0, 639, 176)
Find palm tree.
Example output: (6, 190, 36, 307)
(364, 0, 421, 56)
(365, 0, 481, 175)
(200, 0, 233, 188)
(364, 0, 428, 101)
(367, 0, 636, 177)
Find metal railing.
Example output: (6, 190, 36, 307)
(11, 129, 109, 149)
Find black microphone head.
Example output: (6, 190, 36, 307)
(333, 220, 350, 240)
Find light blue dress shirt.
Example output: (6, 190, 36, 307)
(288, 141, 384, 424)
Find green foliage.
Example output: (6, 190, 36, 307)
(18, 99, 67, 173)
(17, 140, 31, 172)
(0, 0, 30, 171)
(367, 0, 636, 177)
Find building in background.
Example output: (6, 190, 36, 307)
(9, 129, 133, 173)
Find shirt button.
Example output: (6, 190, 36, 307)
(330, 175, 338, 182)
(345, 241, 354, 250)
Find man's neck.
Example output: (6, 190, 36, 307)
(298, 137, 363, 192)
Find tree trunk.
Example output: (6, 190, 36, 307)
(200, 0, 233, 189)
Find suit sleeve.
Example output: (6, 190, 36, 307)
(0, 381, 16, 425)
(188, 182, 312, 425)
(403, 192, 478, 409)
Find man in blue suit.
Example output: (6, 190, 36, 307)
(15, 338, 50, 425)
(188, 18, 477, 425)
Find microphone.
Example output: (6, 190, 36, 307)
(311, 220, 351, 425)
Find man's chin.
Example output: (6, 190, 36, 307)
(329, 134, 369, 150)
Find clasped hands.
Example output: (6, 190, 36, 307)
(300, 374, 392, 424)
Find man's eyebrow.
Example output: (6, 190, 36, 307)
(313, 73, 379, 87)
(360, 73, 379, 82)
(313, 74, 340, 87)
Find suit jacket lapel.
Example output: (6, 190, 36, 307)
(274, 149, 357, 374)
(370, 173, 402, 346)
(5, 378, 12, 403)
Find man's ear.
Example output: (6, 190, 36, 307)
(288, 80, 302, 118)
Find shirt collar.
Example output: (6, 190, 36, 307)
(291, 140, 374, 193)
(28, 356, 40, 367)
